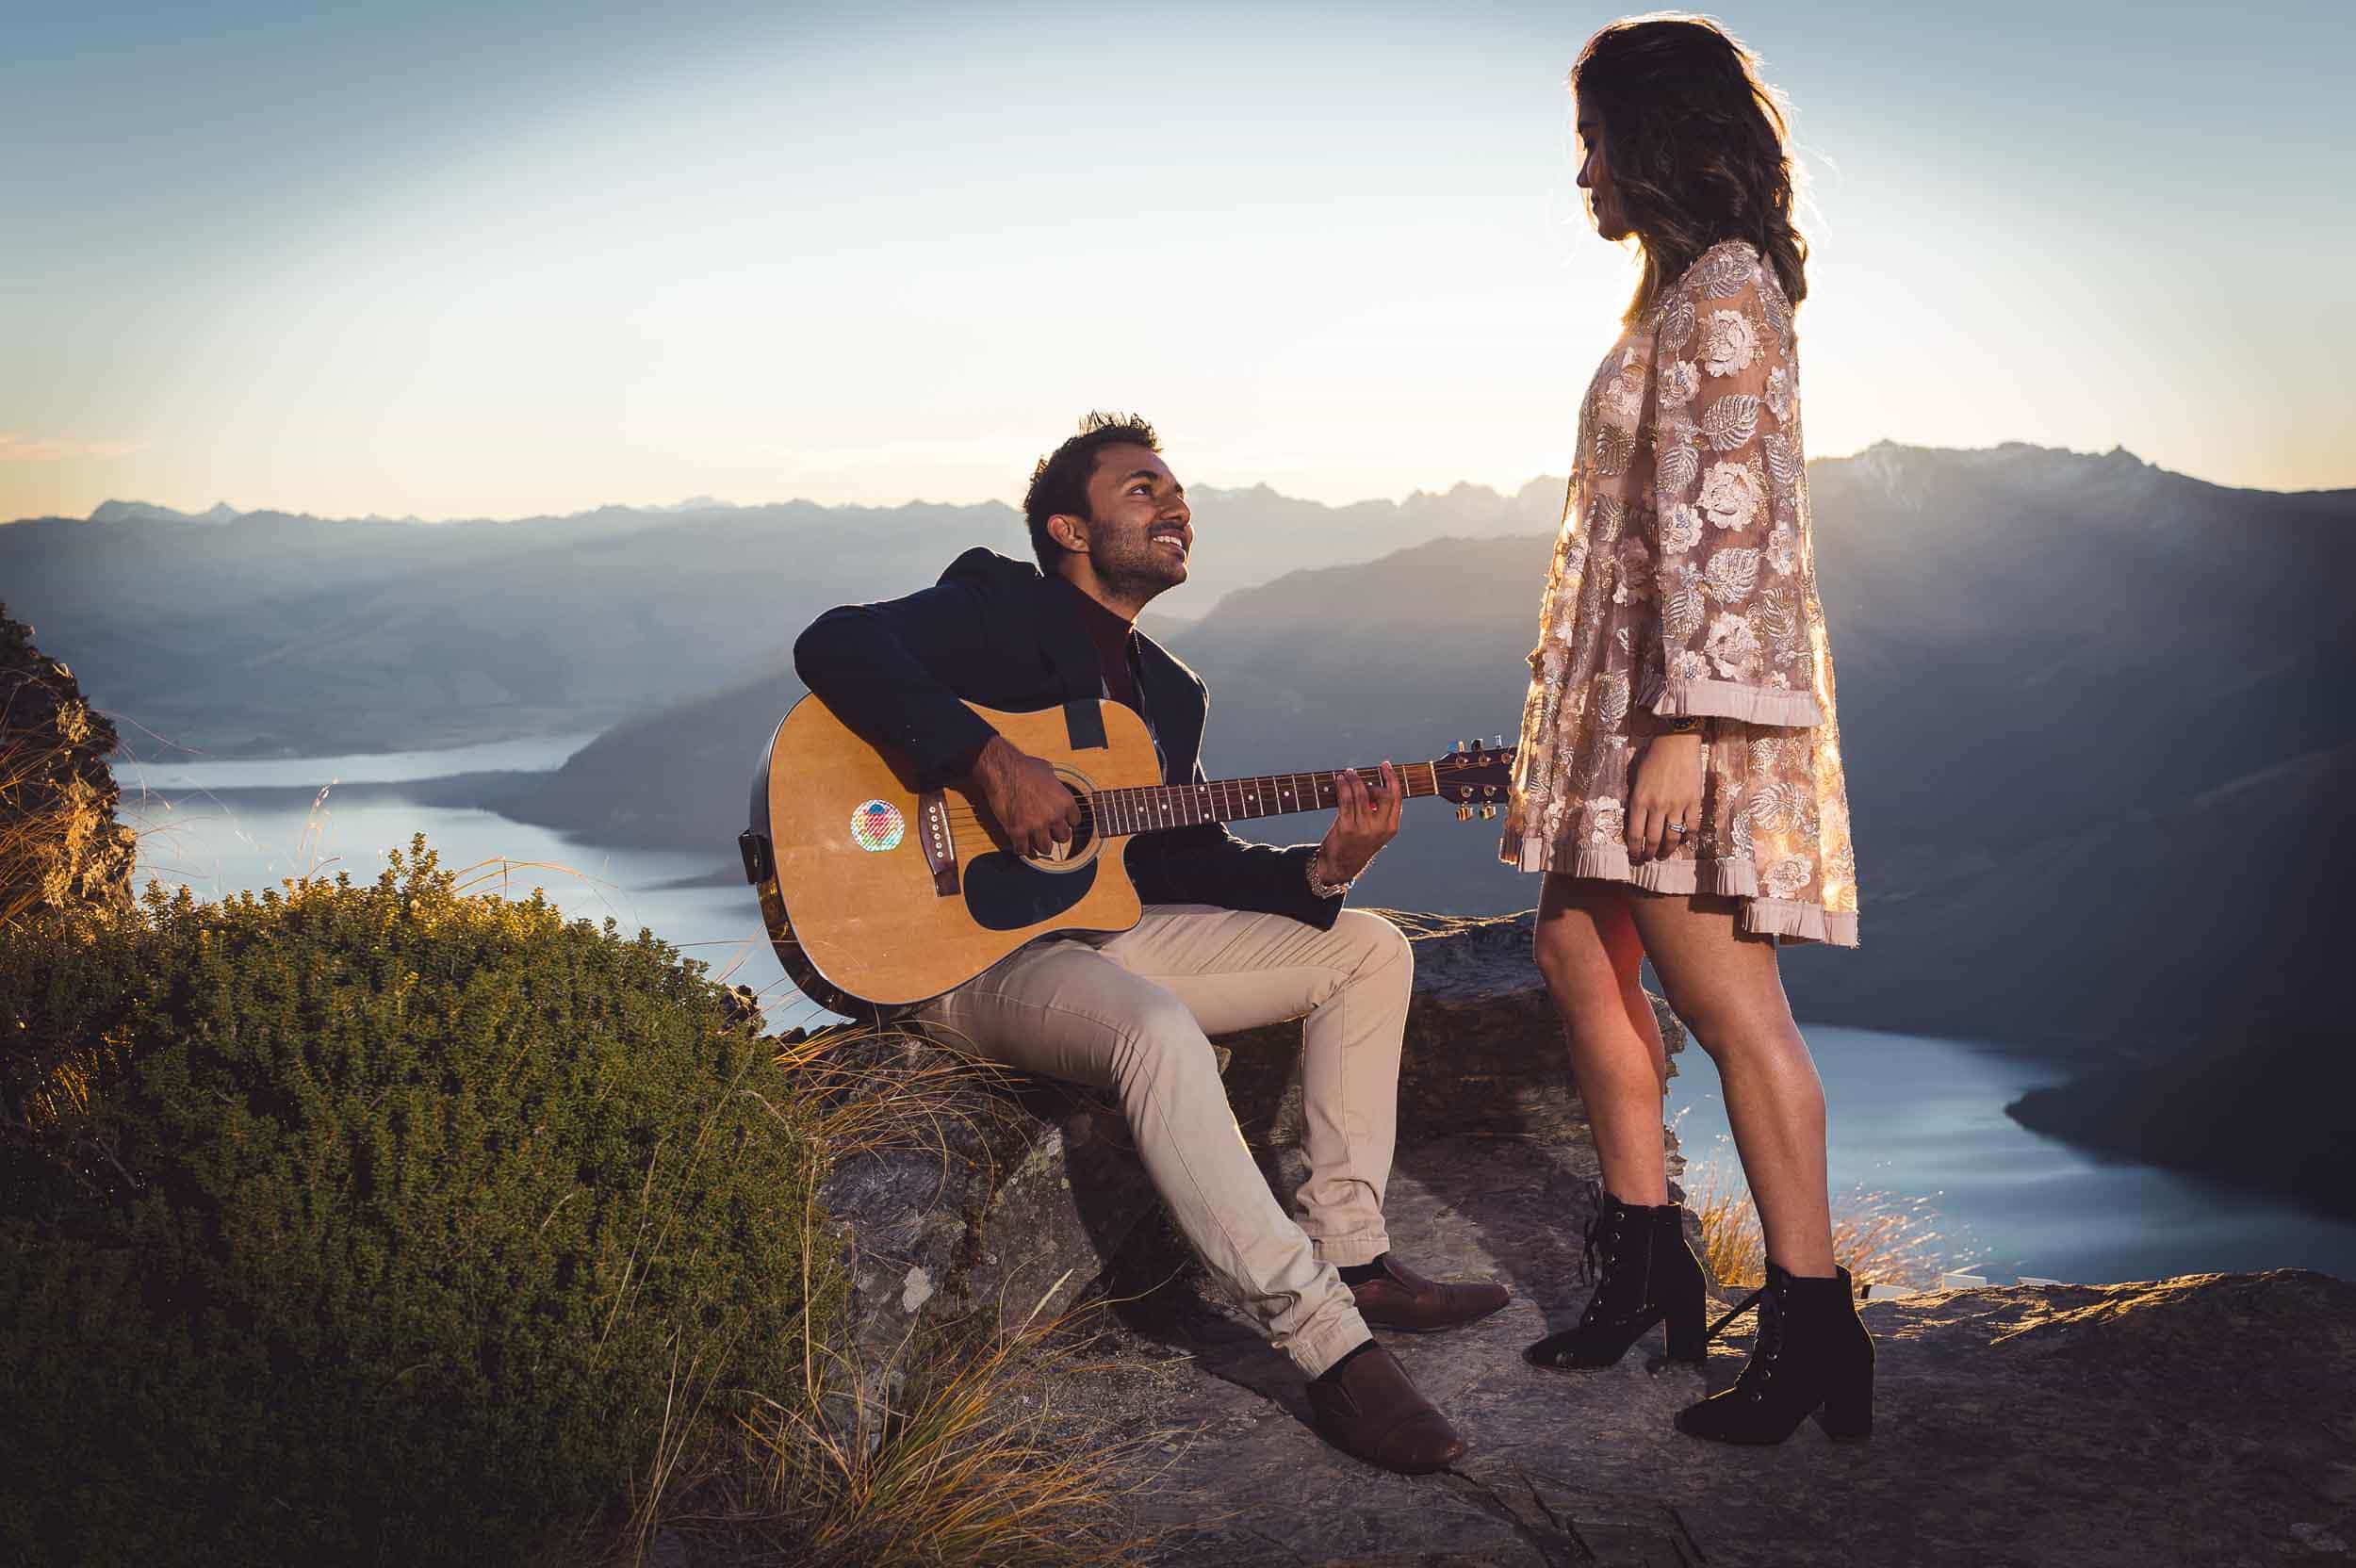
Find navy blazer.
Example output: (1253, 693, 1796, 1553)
(793, 547, 1339, 931)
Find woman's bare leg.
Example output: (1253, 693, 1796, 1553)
(1624, 893, 1835, 1275)
(1533, 873, 1674, 1206)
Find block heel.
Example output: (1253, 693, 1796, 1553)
(1816, 1368, 1873, 1440)
(1663, 1299, 1707, 1364)
(1524, 1184, 1710, 1371)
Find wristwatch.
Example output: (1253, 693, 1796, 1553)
(1306, 849, 1355, 900)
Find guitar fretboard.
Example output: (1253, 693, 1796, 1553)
(1090, 763, 1446, 839)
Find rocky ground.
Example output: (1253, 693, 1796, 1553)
(817, 911, 2356, 1567)
(1063, 1133, 2356, 1567)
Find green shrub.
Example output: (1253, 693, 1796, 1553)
(0, 839, 838, 1567)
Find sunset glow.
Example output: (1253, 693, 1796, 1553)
(6, 0, 2349, 522)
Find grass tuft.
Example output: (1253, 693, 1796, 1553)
(1682, 1135, 1967, 1291)
(0, 706, 137, 930)
(589, 1018, 1166, 1568)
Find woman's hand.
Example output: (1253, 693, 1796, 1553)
(1317, 760, 1402, 886)
(1625, 732, 1703, 864)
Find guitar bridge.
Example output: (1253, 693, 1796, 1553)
(918, 792, 958, 897)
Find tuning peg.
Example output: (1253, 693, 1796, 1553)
(1490, 735, 1506, 750)
(1480, 804, 1497, 821)
(1456, 806, 1473, 822)
(1454, 739, 1468, 753)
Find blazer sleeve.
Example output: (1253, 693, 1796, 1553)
(1647, 248, 1825, 728)
(1120, 682, 1343, 931)
(791, 550, 1004, 790)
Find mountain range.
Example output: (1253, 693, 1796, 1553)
(1, 482, 1558, 756)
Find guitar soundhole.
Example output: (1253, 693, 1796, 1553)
(1025, 782, 1096, 871)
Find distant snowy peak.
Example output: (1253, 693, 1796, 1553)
(88, 499, 240, 525)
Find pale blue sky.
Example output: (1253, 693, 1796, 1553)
(6, 1, 2350, 519)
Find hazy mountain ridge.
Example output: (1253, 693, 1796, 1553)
(3, 482, 1557, 757)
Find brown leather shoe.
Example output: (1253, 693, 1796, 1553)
(1305, 1343, 1468, 1474)
(1350, 1253, 1511, 1333)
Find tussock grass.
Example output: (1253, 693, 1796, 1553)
(589, 1018, 1165, 1568)
(777, 1019, 1031, 1166)
(0, 710, 135, 929)
(1682, 1135, 1962, 1291)
(696, 1290, 1157, 1567)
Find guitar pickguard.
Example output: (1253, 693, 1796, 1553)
(961, 852, 1099, 931)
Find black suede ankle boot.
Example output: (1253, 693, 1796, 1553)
(1674, 1259, 1875, 1444)
(1525, 1183, 1708, 1370)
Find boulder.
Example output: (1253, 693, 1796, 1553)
(813, 909, 1695, 1381)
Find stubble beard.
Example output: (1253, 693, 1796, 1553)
(1103, 552, 1183, 605)
(1095, 528, 1186, 609)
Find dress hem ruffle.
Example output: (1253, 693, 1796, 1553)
(1503, 834, 1859, 948)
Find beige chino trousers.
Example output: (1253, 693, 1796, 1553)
(916, 903, 1413, 1377)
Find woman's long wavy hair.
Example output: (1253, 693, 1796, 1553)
(1574, 13, 1808, 322)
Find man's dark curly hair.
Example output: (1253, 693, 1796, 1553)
(1574, 14, 1808, 323)
(1022, 411, 1161, 570)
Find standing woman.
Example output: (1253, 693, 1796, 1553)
(1501, 15, 1871, 1445)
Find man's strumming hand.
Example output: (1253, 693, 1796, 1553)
(967, 733, 1082, 858)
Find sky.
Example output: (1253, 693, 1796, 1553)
(5, 0, 2352, 522)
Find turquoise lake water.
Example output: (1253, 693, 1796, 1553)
(122, 741, 2356, 1288)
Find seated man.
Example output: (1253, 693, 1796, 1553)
(793, 412, 1504, 1475)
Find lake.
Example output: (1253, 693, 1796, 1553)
(117, 737, 828, 1030)
(121, 741, 2356, 1288)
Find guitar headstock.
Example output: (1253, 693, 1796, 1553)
(1430, 735, 1517, 822)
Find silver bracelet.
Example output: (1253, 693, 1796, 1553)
(1306, 850, 1355, 899)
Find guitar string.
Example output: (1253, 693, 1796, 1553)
(930, 764, 1467, 814)
(924, 761, 1502, 818)
(925, 761, 1509, 835)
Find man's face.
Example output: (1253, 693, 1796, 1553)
(1069, 443, 1193, 598)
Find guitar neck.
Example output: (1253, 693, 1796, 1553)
(1089, 762, 1447, 839)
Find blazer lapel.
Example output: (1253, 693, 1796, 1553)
(1133, 634, 1205, 783)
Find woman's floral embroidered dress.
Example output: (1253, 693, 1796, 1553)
(1502, 238, 1858, 945)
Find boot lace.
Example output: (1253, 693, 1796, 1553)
(1575, 1179, 1626, 1285)
(1699, 1281, 1786, 1399)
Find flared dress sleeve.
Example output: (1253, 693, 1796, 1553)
(1645, 248, 1824, 728)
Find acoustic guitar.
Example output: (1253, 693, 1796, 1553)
(739, 693, 1519, 1014)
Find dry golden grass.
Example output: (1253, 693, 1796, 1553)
(583, 1018, 1166, 1568)
(0, 720, 133, 929)
(1681, 1135, 1962, 1291)
(710, 1289, 1159, 1567)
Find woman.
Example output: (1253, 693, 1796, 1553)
(1500, 15, 1871, 1446)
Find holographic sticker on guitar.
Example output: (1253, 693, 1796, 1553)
(849, 799, 906, 852)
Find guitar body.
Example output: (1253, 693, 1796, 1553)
(745, 694, 1164, 1010)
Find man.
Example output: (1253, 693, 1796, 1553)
(793, 412, 1504, 1475)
